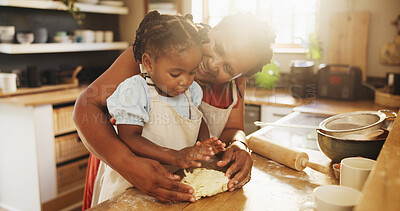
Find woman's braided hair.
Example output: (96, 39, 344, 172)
(133, 10, 209, 63)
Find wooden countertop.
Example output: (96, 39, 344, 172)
(90, 107, 400, 210)
(354, 110, 400, 211)
(0, 85, 395, 115)
(0, 87, 86, 106)
(90, 150, 337, 211)
(245, 86, 398, 116)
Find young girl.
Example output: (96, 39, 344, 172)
(91, 11, 225, 205)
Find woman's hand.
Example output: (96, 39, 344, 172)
(175, 138, 225, 169)
(216, 143, 253, 192)
(122, 156, 196, 203)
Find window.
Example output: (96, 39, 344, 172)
(191, 0, 318, 46)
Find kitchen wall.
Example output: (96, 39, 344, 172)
(318, 0, 400, 78)
(118, 0, 144, 45)
(272, 0, 400, 78)
(118, 0, 192, 45)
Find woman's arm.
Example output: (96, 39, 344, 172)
(217, 80, 253, 192)
(74, 47, 138, 163)
(73, 47, 195, 203)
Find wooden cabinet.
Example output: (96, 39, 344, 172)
(244, 104, 261, 134)
(0, 88, 87, 211)
(52, 104, 89, 195)
(55, 133, 88, 164)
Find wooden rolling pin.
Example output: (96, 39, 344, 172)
(248, 135, 329, 174)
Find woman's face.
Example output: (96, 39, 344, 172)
(195, 26, 262, 85)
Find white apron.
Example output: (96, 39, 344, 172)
(91, 80, 203, 206)
(199, 81, 238, 138)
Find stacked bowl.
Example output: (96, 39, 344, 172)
(317, 110, 396, 163)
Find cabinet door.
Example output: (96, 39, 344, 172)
(261, 105, 292, 123)
(244, 105, 261, 135)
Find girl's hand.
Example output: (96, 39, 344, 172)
(197, 137, 226, 155)
(175, 143, 216, 169)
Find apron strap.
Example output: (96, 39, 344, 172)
(230, 80, 238, 106)
(144, 76, 160, 99)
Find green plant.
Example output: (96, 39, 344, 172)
(60, 0, 86, 25)
(306, 32, 322, 61)
(254, 61, 280, 89)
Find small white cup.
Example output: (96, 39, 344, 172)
(0, 26, 15, 43)
(81, 30, 95, 43)
(104, 30, 113, 42)
(340, 157, 376, 191)
(300, 185, 362, 211)
(94, 30, 104, 42)
(0, 73, 17, 93)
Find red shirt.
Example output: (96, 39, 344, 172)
(201, 78, 243, 109)
(82, 78, 243, 210)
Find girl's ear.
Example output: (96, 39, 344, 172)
(142, 53, 153, 74)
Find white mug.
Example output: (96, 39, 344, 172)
(104, 30, 113, 42)
(300, 185, 362, 211)
(340, 157, 376, 191)
(0, 26, 15, 43)
(94, 30, 104, 42)
(81, 30, 95, 43)
(0, 73, 17, 93)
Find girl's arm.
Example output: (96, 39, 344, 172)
(216, 80, 253, 192)
(73, 47, 195, 203)
(117, 124, 217, 169)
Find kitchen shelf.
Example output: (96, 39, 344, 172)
(0, 0, 129, 15)
(0, 42, 129, 54)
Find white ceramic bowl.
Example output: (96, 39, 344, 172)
(16, 33, 34, 44)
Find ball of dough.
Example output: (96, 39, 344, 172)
(181, 168, 229, 200)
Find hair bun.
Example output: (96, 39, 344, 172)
(184, 14, 194, 22)
(144, 10, 161, 21)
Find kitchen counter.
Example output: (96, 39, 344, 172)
(354, 110, 400, 211)
(89, 112, 338, 211)
(90, 107, 400, 210)
(89, 150, 337, 211)
(245, 86, 396, 116)
(0, 85, 394, 112)
(0, 87, 86, 106)
(0, 86, 87, 211)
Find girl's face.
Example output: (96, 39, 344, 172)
(195, 27, 263, 85)
(143, 45, 202, 97)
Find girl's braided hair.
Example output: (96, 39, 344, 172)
(133, 10, 209, 63)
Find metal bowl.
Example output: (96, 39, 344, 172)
(316, 129, 387, 163)
(319, 110, 396, 138)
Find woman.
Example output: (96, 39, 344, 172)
(73, 12, 275, 208)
